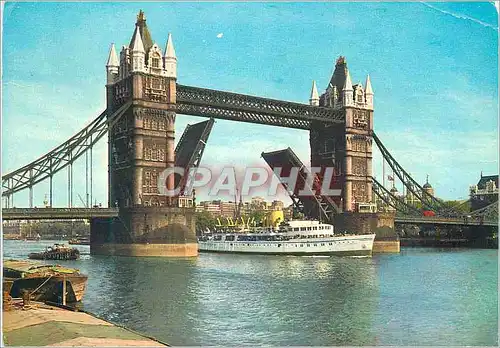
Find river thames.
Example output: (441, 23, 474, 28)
(3, 240, 498, 346)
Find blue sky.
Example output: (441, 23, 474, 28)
(2, 2, 498, 207)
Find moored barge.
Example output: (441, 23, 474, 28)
(3, 259, 88, 303)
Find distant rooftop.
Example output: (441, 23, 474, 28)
(477, 174, 498, 189)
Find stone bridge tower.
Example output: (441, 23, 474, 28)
(310, 57, 374, 213)
(91, 11, 197, 257)
(310, 57, 396, 242)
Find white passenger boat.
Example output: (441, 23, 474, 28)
(198, 220, 376, 256)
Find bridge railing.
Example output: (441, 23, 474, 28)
(394, 215, 497, 226)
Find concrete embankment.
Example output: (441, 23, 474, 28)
(2, 299, 168, 346)
(373, 240, 400, 253)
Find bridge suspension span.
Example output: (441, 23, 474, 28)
(2, 102, 131, 208)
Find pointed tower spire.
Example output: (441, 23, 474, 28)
(130, 25, 145, 53)
(129, 10, 153, 54)
(106, 43, 119, 85)
(343, 70, 353, 91)
(165, 33, 176, 58)
(130, 25, 145, 72)
(329, 56, 349, 92)
(309, 80, 319, 106)
(342, 69, 354, 106)
(106, 43, 119, 67)
(164, 32, 177, 78)
(365, 75, 373, 95)
(365, 74, 373, 109)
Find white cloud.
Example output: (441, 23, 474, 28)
(216, 33, 223, 39)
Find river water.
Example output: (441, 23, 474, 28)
(3, 240, 498, 346)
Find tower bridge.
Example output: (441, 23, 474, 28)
(2, 11, 497, 256)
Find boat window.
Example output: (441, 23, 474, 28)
(313, 227, 317, 230)
(278, 244, 281, 247)
(225, 235, 235, 241)
(329, 243, 332, 245)
(321, 243, 325, 246)
(294, 227, 299, 232)
(307, 227, 312, 231)
(314, 244, 317, 246)
(300, 227, 306, 231)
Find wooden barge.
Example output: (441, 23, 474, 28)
(3, 259, 88, 303)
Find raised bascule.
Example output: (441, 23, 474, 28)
(2, 11, 497, 256)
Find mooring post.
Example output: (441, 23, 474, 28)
(62, 275, 67, 306)
(21, 290, 30, 307)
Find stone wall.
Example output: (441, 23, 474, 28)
(90, 206, 197, 257)
(335, 212, 396, 238)
(373, 240, 400, 253)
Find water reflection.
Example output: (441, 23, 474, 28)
(2, 241, 497, 346)
(192, 253, 378, 346)
(372, 249, 498, 346)
(81, 256, 202, 345)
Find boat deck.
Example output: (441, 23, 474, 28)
(2, 300, 168, 346)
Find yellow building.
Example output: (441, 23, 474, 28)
(263, 210, 284, 229)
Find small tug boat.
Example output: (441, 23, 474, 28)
(3, 259, 88, 303)
(28, 244, 80, 260)
(198, 220, 376, 256)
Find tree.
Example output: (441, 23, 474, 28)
(21, 221, 89, 239)
(442, 200, 471, 214)
(249, 210, 266, 226)
(195, 211, 217, 234)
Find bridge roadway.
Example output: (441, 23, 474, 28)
(2, 207, 497, 228)
(394, 215, 497, 227)
(2, 208, 119, 220)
